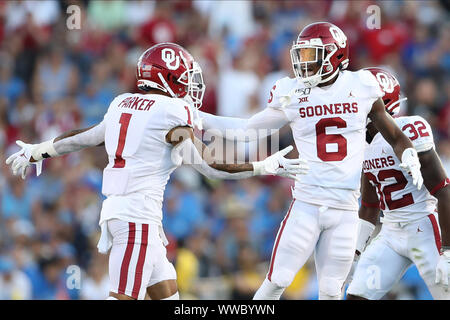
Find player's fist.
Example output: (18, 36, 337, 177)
(5, 140, 42, 179)
(252, 145, 309, 181)
(435, 251, 450, 290)
(399, 148, 423, 190)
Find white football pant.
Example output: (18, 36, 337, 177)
(107, 219, 177, 300)
(254, 199, 359, 300)
(347, 212, 449, 299)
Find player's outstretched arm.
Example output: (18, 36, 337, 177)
(198, 108, 289, 142)
(368, 98, 423, 189)
(419, 149, 450, 245)
(418, 148, 450, 287)
(5, 122, 105, 179)
(166, 126, 308, 181)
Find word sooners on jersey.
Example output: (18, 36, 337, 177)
(363, 116, 437, 223)
(100, 93, 193, 226)
(268, 70, 383, 210)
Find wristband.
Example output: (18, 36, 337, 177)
(31, 139, 59, 161)
(430, 178, 450, 196)
(401, 148, 418, 163)
(252, 161, 264, 176)
(361, 200, 380, 208)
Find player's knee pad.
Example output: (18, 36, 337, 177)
(319, 277, 343, 300)
(268, 267, 296, 288)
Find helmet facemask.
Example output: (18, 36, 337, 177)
(290, 43, 339, 88)
(178, 55, 205, 110)
(178, 55, 205, 130)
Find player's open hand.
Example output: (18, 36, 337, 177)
(253, 145, 309, 181)
(399, 148, 423, 190)
(5, 140, 42, 179)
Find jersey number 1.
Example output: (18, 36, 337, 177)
(113, 113, 132, 168)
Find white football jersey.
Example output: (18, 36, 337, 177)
(363, 116, 437, 223)
(99, 92, 193, 226)
(268, 70, 383, 210)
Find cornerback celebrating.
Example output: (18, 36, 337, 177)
(199, 22, 424, 300)
(5, 42, 308, 300)
(346, 67, 450, 300)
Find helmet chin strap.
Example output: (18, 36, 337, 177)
(387, 97, 407, 115)
(137, 79, 167, 93)
(158, 72, 177, 98)
(319, 67, 340, 85)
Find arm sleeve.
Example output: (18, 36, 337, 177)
(173, 138, 254, 180)
(198, 108, 289, 141)
(53, 121, 106, 155)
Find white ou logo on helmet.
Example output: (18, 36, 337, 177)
(329, 26, 347, 48)
(161, 48, 180, 70)
(375, 73, 395, 93)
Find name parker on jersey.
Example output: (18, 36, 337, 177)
(363, 156, 396, 171)
(299, 102, 358, 118)
(117, 96, 155, 111)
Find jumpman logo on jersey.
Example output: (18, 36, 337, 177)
(348, 91, 355, 98)
(381, 148, 386, 154)
(417, 226, 423, 233)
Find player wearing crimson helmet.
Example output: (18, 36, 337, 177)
(5, 42, 309, 300)
(199, 22, 424, 300)
(136, 42, 205, 127)
(136, 43, 204, 106)
(290, 21, 350, 88)
(346, 67, 450, 300)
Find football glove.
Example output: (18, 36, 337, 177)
(253, 145, 309, 181)
(399, 148, 423, 190)
(435, 250, 450, 290)
(5, 139, 58, 179)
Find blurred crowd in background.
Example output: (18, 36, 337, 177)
(0, 0, 449, 300)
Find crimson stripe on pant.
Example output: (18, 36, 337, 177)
(131, 224, 149, 299)
(267, 199, 295, 282)
(118, 222, 136, 295)
(428, 214, 442, 254)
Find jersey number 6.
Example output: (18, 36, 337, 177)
(316, 117, 347, 161)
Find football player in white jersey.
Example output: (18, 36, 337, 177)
(198, 22, 424, 300)
(5, 43, 309, 300)
(346, 68, 450, 300)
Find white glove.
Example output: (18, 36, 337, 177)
(435, 250, 450, 290)
(345, 219, 376, 287)
(355, 219, 376, 255)
(399, 148, 423, 190)
(5, 140, 43, 179)
(252, 145, 309, 181)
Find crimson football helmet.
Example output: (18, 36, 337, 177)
(291, 22, 349, 88)
(136, 42, 205, 109)
(365, 67, 406, 116)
